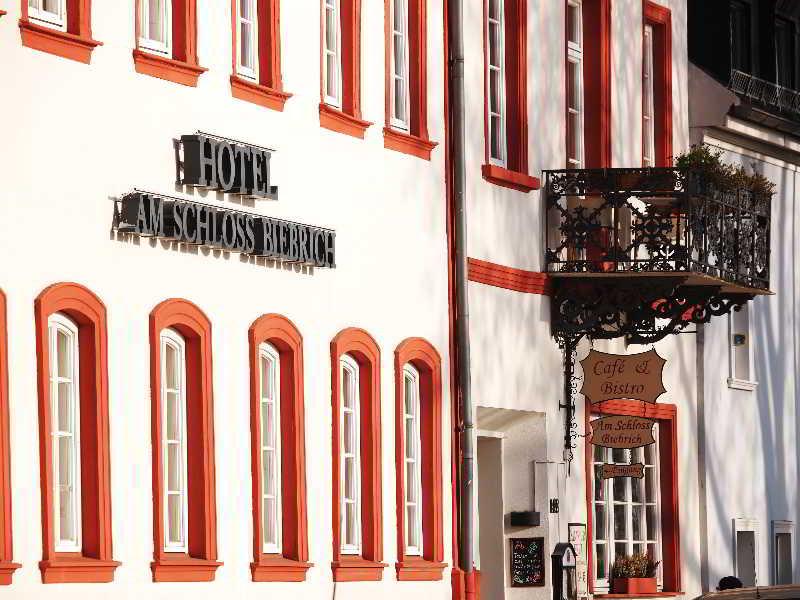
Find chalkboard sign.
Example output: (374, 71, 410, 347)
(510, 537, 545, 587)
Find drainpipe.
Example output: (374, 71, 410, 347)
(447, 0, 476, 597)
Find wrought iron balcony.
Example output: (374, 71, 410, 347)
(544, 167, 771, 294)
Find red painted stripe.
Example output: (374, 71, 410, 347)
(467, 258, 551, 295)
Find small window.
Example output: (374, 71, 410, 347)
(323, 0, 343, 108)
(730, 0, 752, 73)
(259, 342, 282, 554)
(774, 521, 793, 585)
(160, 328, 188, 553)
(237, 0, 259, 81)
(775, 17, 796, 89)
(339, 354, 361, 554)
(140, 0, 172, 56)
(403, 364, 424, 556)
(486, 0, 507, 166)
(566, 0, 583, 169)
(48, 313, 81, 553)
(734, 518, 760, 587)
(28, 0, 66, 30)
(390, 0, 411, 131)
(642, 24, 656, 167)
(728, 304, 756, 390)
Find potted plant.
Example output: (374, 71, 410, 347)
(611, 553, 660, 594)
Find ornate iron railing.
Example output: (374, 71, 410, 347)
(544, 168, 771, 291)
(729, 69, 800, 117)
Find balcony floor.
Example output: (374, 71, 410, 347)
(547, 271, 773, 296)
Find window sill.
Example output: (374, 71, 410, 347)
(383, 127, 438, 160)
(230, 75, 292, 111)
(481, 164, 541, 192)
(19, 19, 102, 64)
(133, 49, 207, 87)
(39, 557, 120, 584)
(396, 557, 447, 581)
(332, 556, 388, 582)
(728, 377, 758, 391)
(151, 556, 223, 582)
(0, 561, 21, 585)
(251, 555, 313, 582)
(319, 103, 372, 139)
(594, 593, 683, 598)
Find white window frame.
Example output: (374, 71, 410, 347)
(49, 312, 82, 553)
(339, 354, 362, 555)
(323, 0, 343, 109)
(237, 0, 259, 81)
(728, 304, 757, 391)
(734, 517, 761, 586)
(591, 427, 662, 593)
(259, 342, 282, 554)
(28, 0, 67, 31)
(403, 364, 424, 556)
(773, 520, 794, 585)
(161, 328, 189, 554)
(643, 23, 656, 167)
(390, 0, 411, 131)
(566, 0, 584, 169)
(139, 0, 172, 57)
(486, 0, 507, 167)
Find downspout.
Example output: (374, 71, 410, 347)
(447, 0, 476, 597)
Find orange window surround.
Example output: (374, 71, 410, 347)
(33, 283, 119, 583)
(149, 299, 221, 582)
(0, 291, 20, 585)
(19, 0, 102, 63)
(394, 338, 446, 581)
(230, 0, 292, 111)
(330, 328, 387, 581)
(644, 1, 673, 166)
(481, 0, 539, 192)
(584, 399, 681, 595)
(248, 314, 311, 582)
(382, 0, 438, 160)
(319, 0, 373, 139)
(133, 0, 207, 87)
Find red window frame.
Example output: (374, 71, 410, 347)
(584, 399, 681, 596)
(382, 0, 438, 160)
(248, 314, 311, 582)
(19, 0, 102, 63)
(643, 1, 673, 166)
(33, 283, 119, 583)
(582, 0, 612, 169)
(149, 299, 221, 582)
(230, 0, 292, 111)
(394, 338, 446, 581)
(330, 328, 386, 581)
(0, 291, 19, 585)
(133, 0, 207, 87)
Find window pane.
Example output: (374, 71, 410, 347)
(167, 443, 181, 491)
(645, 467, 656, 501)
(612, 448, 626, 463)
(57, 329, 71, 378)
(393, 0, 404, 26)
(488, 0, 500, 20)
(490, 116, 503, 160)
(489, 70, 501, 113)
(613, 478, 627, 502)
(241, 22, 253, 69)
(405, 418, 416, 459)
(594, 504, 606, 540)
(342, 368, 353, 408)
(594, 469, 605, 501)
(404, 376, 415, 415)
(614, 504, 628, 539)
(406, 462, 419, 503)
(165, 343, 177, 389)
(406, 504, 419, 548)
(632, 505, 643, 540)
(262, 401, 274, 447)
(345, 502, 358, 545)
(166, 392, 179, 440)
(57, 435, 74, 488)
(44, 0, 60, 14)
(344, 456, 357, 499)
(263, 497, 277, 546)
(263, 449, 276, 495)
(148, 0, 165, 43)
(596, 544, 607, 579)
(631, 477, 642, 504)
(58, 484, 75, 542)
(593, 445, 605, 462)
(567, 3, 580, 44)
(394, 78, 407, 122)
(343, 411, 355, 454)
(646, 505, 657, 540)
(240, 0, 252, 20)
(614, 542, 627, 562)
(167, 494, 183, 544)
(57, 382, 72, 432)
(489, 24, 501, 66)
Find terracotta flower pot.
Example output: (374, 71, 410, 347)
(611, 577, 658, 594)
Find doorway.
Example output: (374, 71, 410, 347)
(477, 435, 504, 600)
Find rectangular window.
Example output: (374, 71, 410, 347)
(774, 521, 793, 585)
(139, 0, 172, 56)
(486, 0, 506, 166)
(643, 24, 656, 167)
(728, 304, 756, 389)
(390, 0, 411, 130)
(592, 430, 661, 592)
(403, 365, 424, 556)
(734, 518, 759, 586)
(323, 0, 343, 108)
(49, 313, 81, 553)
(566, 0, 584, 169)
(730, 0, 752, 74)
(161, 329, 188, 553)
(775, 17, 796, 89)
(237, 0, 259, 80)
(28, 0, 66, 30)
(259, 343, 282, 554)
(340, 355, 361, 554)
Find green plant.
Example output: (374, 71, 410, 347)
(611, 553, 660, 579)
(674, 145, 775, 197)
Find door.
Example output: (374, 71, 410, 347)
(736, 530, 757, 586)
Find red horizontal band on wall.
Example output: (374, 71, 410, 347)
(467, 258, 551, 295)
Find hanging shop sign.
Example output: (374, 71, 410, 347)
(599, 463, 645, 479)
(177, 133, 278, 199)
(113, 191, 336, 268)
(579, 349, 666, 404)
(588, 415, 656, 449)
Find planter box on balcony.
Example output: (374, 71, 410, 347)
(611, 576, 657, 594)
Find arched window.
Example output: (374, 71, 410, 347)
(34, 283, 118, 583)
(149, 299, 220, 582)
(394, 337, 445, 581)
(248, 314, 310, 582)
(330, 328, 385, 581)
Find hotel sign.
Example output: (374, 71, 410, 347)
(588, 415, 656, 449)
(580, 349, 666, 404)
